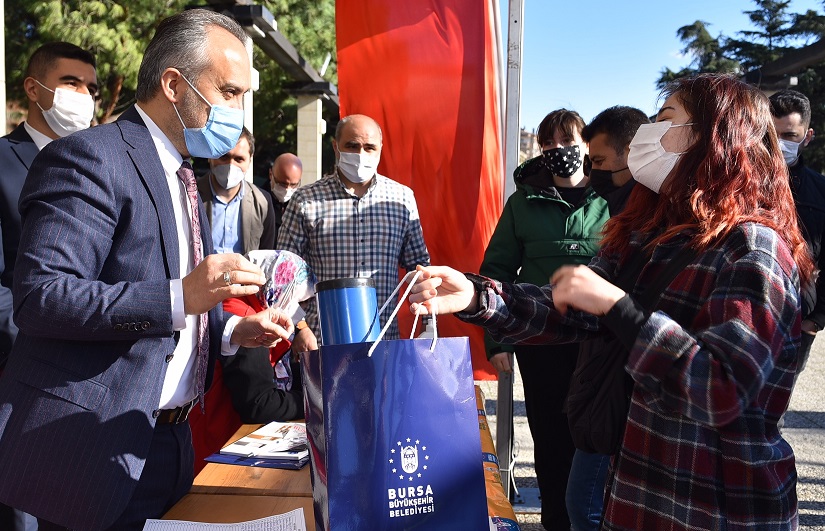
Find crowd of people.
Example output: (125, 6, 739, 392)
(410, 76, 823, 531)
(0, 7, 821, 531)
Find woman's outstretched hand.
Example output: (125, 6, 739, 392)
(408, 265, 478, 316)
(550, 265, 626, 315)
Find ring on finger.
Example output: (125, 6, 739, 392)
(223, 271, 232, 286)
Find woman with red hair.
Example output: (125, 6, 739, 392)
(408, 74, 812, 529)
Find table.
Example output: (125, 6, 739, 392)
(164, 494, 315, 527)
(166, 387, 519, 528)
(165, 424, 315, 526)
(191, 424, 312, 497)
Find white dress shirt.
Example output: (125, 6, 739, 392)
(23, 121, 54, 151)
(135, 105, 239, 409)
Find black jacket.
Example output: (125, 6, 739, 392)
(220, 346, 304, 424)
(790, 156, 825, 327)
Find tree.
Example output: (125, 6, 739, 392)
(659, 0, 825, 172)
(724, 0, 794, 71)
(4, 0, 338, 176)
(657, 21, 741, 89)
(5, 0, 182, 124)
(250, 0, 338, 178)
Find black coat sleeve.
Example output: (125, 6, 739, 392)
(258, 186, 278, 250)
(219, 346, 304, 423)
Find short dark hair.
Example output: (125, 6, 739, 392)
(25, 42, 96, 80)
(582, 106, 650, 155)
(239, 127, 254, 156)
(136, 9, 248, 102)
(769, 89, 812, 127)
(536, 109, 585, 147)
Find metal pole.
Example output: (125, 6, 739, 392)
(1, 0, 7, 135)
(503, 0, 523, 200)
(496, 0, 524, 501)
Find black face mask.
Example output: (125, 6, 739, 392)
(589, 167, 628, 198)
(542, 145, 582, 178)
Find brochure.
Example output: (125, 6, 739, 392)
(220, 421, 308, 460)
(204, 452, 309, 470)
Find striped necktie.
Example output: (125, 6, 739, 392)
(176, 161, 209, 409)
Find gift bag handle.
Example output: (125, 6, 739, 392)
(368, 270, 437, 356)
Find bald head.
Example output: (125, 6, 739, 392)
(270, 153, 303, 192)
(334, 114, 383, 142)
(332, 115, 383, 183)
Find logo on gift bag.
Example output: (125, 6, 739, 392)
(387, 437, 435, 518)
(401, 444, 418, 473)
(390, 438, 430, 481)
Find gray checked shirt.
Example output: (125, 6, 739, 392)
(276, 173, 430, 340)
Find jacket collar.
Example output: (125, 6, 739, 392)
(116, 105, 181, 278)
(7, 123, 40, 171)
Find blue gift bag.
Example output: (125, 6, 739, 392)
(301, 304, 489, 530)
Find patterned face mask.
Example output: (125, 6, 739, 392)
(542, 145, 583, 178)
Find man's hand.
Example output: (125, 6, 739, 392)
(801, 319, 820, 336)
(408, 265, 477, 316)
(489, 352, 513, 374)
(291, 327, 318, 354)
(550, 265, 625, 316)
(183, 254, 266, 316)
(231, 307, 294, 348)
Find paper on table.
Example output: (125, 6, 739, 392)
(143, 508, 306, 531)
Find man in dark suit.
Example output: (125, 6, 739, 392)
(0, 10, 292, 531)
(0, 42, 98, 367)
(0, 40, 98, 531)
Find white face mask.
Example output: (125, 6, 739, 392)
(35, 80, 95, 137)
(271, 183, 296, 203)
(627, 121, 693, 194)
(212, 163, 246, 189)
(337, 151, 379, 184)
(779, 138, 803, 166)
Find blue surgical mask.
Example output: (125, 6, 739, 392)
(173, 73, 244, 159)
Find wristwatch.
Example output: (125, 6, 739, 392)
(296, 320, 309, 333)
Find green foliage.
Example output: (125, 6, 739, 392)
(725, 0, 793, 70)
(659, 0, 825, 172)
(657, 21, 741, 89)
(4, 0, 338, 174)
(5, 0, 183, 123)
(251, 0, 338, 175)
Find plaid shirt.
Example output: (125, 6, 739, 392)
(463, 223, 800, 530)
(277, 173, 429, 340)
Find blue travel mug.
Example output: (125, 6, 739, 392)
(316, 278, 381, 345)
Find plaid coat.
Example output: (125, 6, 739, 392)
(463, 222, 800, 530)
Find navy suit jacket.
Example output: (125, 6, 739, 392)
(0, 106, 225, 530)
(0, 124, 38, 360)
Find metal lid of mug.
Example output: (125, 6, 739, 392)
(316, 277, 375, 292)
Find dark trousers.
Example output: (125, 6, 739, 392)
(797, 331, 816, 375)
(37, 421, 194, 531)
(516, 342, 579, 531)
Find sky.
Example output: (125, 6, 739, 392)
(499, 0, 824, 133)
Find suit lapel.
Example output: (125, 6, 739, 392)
(8, 124, 40, 171)
(116, 106, 180, 278)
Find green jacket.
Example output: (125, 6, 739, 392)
(479, 157, 610, 358)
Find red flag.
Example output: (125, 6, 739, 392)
(337, 0, 503, 379)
